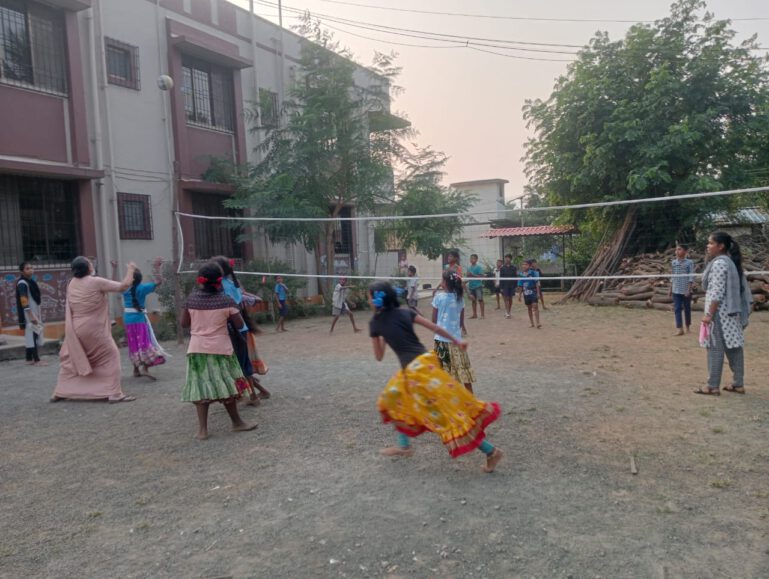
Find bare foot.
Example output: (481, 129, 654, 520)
(245, 396, 261, 407)
(380, 446, 414, 457)
(482, 448, 503, 473)
(133, 367, 141, 377)
(469, 315, 478, 319)
(195, 431, 209, 441)
(26, 361, 35, 365)
(673, 330, 685, 336)
(232, 422, 258, 432)
(536, 324, 542, 329)
(354, 328, 362, 333)
(34, 360, 49, 366)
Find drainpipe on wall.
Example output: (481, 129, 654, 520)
(86, 7, 113, 277)
(92, 0, 124, 277)
(155, 0, 184, 344)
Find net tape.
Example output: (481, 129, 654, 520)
(175, 184, 769, 280)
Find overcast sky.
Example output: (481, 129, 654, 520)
(230, 0, 769, 200)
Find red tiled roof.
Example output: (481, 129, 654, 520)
(481, 225, 578, 238)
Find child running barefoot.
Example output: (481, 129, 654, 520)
(180, 263, 257, 440)
(329, 276, 362, 333)
(433, 271, 476, 393)
(369, 281, 503, 473)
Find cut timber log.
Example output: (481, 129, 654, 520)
(588, 296, 620, 306)
(621, 283, 654, 296)
(650, 295, 673, 304)
(622, 301, 650, 309)
(648, 302, 673, 312)
(618, 291, 655, 301)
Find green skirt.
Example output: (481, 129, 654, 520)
(182, 353, 247, 403)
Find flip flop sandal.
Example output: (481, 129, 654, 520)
(693, 388, 720, 396)
(109, 395, 137, 403)
(723, 385, 745, 394)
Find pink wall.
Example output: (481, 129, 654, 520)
(0, 86, 68, 163)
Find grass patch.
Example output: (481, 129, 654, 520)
(710, 479, 731, 489)
(711, 426, 725, 434)
(616, 406, 625, 413)
(698, 409, 712, 417)
(87, 511, 102, 518)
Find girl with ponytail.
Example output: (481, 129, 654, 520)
(118, 257, 168, 380)
(179, 262, 257, 440)
(368, 280, 503, 473)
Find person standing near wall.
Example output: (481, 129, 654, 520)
(466, 254, 485, 320)
(16, 261, 45, 366)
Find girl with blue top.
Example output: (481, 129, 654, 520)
(432, 270, 476, 393)
(117, 257, 167, 380)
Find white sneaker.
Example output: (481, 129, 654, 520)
(505, 313, 511, 319)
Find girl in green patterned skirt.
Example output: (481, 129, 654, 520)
(180, 263, 257, 440)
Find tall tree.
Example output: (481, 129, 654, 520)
(227, 18, 469, 292)
(523, 0, 769, 300)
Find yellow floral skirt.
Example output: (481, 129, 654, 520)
(377, 352, 500, 458)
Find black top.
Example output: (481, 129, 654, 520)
(499, 264, 518, 289)
(369, 307, 427, 368)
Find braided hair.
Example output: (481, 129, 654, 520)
(211, 255, 240, 288)
(710, 231, 744, 291)
(442, 269, 464, 302)
(130, 269, 143, 311)
(197, 262, 224, 294)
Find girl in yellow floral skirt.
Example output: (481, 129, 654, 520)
(368, 281, 503, 472)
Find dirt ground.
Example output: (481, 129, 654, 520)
(1, 297, 768, 579)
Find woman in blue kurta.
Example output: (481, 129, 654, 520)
(118, 258, 167, 380)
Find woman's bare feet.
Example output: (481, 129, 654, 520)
(232, 422, 258, 432)
(34, 360, 49, 366)
(195, 431, 209, 441)
(245, 395, 261, 407)
(380, 446, 414, 457)
(482, 449, 504, 473)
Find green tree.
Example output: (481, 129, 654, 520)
(523, 0, 769, 299)
(228, 18, 469, 293)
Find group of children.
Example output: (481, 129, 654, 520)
(174, 259, 503, 471)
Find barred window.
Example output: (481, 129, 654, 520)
(0, 0, 68, 95)
(181, 56, 234, 132)
(0, 174, 80, 268)
(105, 37, 140, 90)
(117, 193, 153, 240)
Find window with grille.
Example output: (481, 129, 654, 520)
(117, 193, 153, 240)
(181, 56, 234, 132)
(0, 0, 67, 95)
(105, 37, 140, 90)
(0, 175, 80, 268)
(259, 88, 278, 128)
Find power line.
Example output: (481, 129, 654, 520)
(319, 0, 769, 24)
(256, 0, 586, 49)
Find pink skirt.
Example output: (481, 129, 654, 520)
(125, 322, 166, 367)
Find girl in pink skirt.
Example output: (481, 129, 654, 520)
(118, 257, 169, 380)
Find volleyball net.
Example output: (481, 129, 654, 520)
(174, 186, 769, 291)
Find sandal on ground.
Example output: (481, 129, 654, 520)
(723, 385, 745, 394)
(693, 388, 720, 396)
(108, 395, 137, 403)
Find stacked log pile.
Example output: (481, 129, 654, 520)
(587, 235, 769, 312)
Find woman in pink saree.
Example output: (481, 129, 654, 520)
(52, 257, 138, 403)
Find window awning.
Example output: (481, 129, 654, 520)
(168, 19, 252, 70)
(482, 225, 577, 238)
(39, 0, 92, 11)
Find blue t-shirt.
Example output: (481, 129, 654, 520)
(122, 282, 157, 324)
(222, 277, 243, 305)
(275, 283, 287, 301)
(467, 263, 484, 290)
(517, 270, 539, 296)
(431, 291, 463, 343)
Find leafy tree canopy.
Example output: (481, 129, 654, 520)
(523, 0, 769, 252)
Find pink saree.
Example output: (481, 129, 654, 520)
(53, 276, 125, 400)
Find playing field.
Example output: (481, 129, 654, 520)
(1, 301, 768, 578)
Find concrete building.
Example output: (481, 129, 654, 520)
(0, 0, 396, 333)
(403, 179, 507, 285)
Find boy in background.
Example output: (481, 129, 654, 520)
(466, 254, 485, 319)
(329, 276, 362, 333)
(274, 275, 289, 332)
(669, 243, 694, 335)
